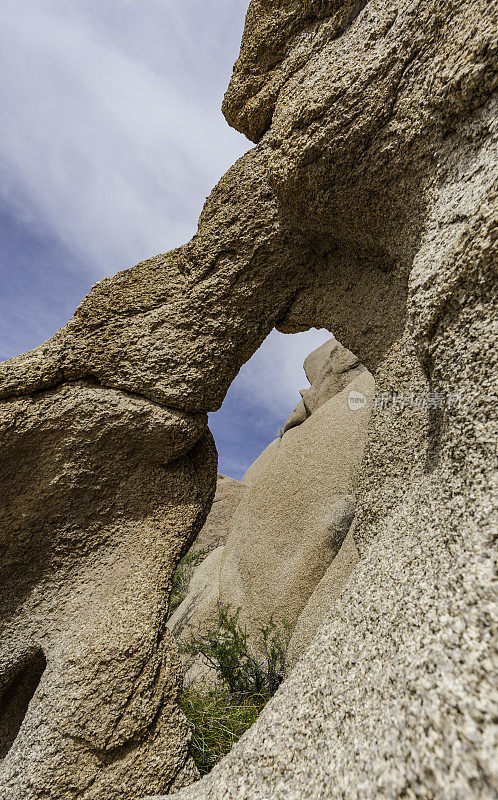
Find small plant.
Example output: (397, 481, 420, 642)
(180, 605, 291, 774)
(181, 603, 291, 699)
(275, 426, 285, 439)
(167, 549, 207, 619)
(181, 686, 265, 775)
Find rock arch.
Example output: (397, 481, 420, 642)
(0, 0, 496, 797)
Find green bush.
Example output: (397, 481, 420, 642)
(167, 549, 207, 619)
(182, 603, 291, 699)
(180, 603, 291, 774)
(181, 686, 266, 775)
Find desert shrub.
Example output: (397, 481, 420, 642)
(181, 686, 265, 775)
(167, 549, 206, 619)
(182, 603, 291, 699)
(180, 604, 291, 774)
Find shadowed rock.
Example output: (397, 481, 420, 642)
(0, 383, 217, 797)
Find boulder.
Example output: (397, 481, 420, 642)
(168, 338, 368, 679)
(167, 546, 225, 687)
(284, 338, 361, 431)
(164, 1, 496, 798)
(1, 0, 496, 795)
(240, 439, 280, 488)
(191, 475, 243, 554)
(284, 529, 359, 670)
(219, 365, 374, 637)
(0, 382, 217, 798)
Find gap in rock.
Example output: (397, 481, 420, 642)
(209, 327, 334, 480)
(0, 650, 46, 761)
(174, 325, 377, 777)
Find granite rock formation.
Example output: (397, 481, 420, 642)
(190, 475, 243, 555)
(167, 546, 226, 688)
(0, 383, 216, 797)
(169, 339, 371, 674)
(165, 0, 495, 797)
(283, 337, 361, 431)
(1, 0, 497, 797)
(219, 343, 373, 640)
(0, 146, 314, 411)
(284, 528, 359, 671)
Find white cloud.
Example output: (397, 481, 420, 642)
(1, 1, 337, 465)
(0, 0, 249, 276)
(232, 328, 335, 418)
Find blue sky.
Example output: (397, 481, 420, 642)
(0, 0, 332, 480)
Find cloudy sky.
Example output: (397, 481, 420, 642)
(0, 0, 332, 479)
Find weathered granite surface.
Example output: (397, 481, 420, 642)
(283, 337, 361, 431)
(0, 146, 313, 412)
(191, 475, 243, 554)
(162, 0, 496, 798)
(0, 383, 217, 798)
(219, 357, 373, 639)
(169, 340, 371, 674)
(0, 97, 311, 800)
(1, 0, 496, 797)
(284, 528, 359, 671)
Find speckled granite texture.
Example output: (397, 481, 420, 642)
(161, 0, 497, 797)
(1, 0, 496, 797)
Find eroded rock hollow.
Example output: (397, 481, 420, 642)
(0, 0, 496, 798)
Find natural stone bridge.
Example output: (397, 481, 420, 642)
(0, 0, 496, 797)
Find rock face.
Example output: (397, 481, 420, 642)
(0, 383, 217, 797)
(1, 0, 497, 797)
(284, 529, 359, 671)
(283, 337, 361, 431)
(167, 546, 225, 687)
(168, 0, 494, 798)
(219, 346, 373, 639)
(191, 475, 243, 554)
(169, 339, 370, 673)
(239, 439, 280, 488)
